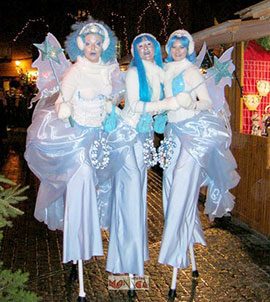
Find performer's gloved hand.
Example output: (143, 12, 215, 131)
(110, 90, 125, 106)
(105, 100, 121, 115)
(55, 96, 72, 120)
(105, 101, 113, 114)
(175, 92, 196, 110)
(159, 97, 179, 111)
(138, 97, 179, 113)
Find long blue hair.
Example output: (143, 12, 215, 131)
(130, 34, 163, 102)
(65, 17, 117, 63)
(166, 35, 196, 63)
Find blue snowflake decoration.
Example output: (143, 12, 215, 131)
(206, 56, 233, 85)
(90, 137, 111, 170)
(143, 137, 158, 168)
(34, 37, 63, 64)
(158, 136, 176, 169)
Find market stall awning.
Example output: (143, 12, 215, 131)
(234, 0, 270, 19)
(193, 18, 270, 50)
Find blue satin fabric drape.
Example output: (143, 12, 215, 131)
(168, 111, 240, 220)
(158, 110, 240, 269)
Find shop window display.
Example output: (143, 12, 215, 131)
(242, 39, 270, 135)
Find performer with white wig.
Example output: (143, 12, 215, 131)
(154, 29, 240, 297)
(24, 18, 135, 301)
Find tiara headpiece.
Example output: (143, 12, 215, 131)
(76, 22, 110, 51)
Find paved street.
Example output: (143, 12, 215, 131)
(0, 129, 270, 302)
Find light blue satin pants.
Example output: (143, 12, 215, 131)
(106, 137, 149, 276)
(159, 139, 206, 269)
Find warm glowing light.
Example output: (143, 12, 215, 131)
(28, 71, 38, 78)
(15, 61, 20, 66)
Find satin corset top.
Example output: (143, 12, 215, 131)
(165, 60, 205, 123)
(71, 91, 107, 127)
(167, 70, 197, 123)
(172, 71, 185, 96)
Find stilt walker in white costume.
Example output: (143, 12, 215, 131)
(24, 18, 135, 302)
(106, 33, 178, 297)
(153, 30, 241, 297)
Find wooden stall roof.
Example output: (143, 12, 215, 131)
(193, 0, 270, 50)
(192, 18, 270, 50)
(234, 0, 270, 20)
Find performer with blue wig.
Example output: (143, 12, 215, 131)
(106, 34, 177, 293)
(24, 17, 135, 301)
(153, 29, 240, 297)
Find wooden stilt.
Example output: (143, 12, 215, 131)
(189, 244, 199, 277)
(128, 273, 136, 298)
(168, 267, 177, 298)
(70, 260, 77, 282)
(77, 260, 86, 301)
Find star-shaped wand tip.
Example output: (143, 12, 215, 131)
(206, 56, 233, 85)
(34, 36, 63, 64)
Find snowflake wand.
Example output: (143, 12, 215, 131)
(189, 55, 234, 93)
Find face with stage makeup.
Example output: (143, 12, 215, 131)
(136, 37, 155, 62)
(83, 33, 103, 63)
(165, 31, 196, 63)
(170, 39, 188, 62)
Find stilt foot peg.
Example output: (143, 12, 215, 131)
(168, 289, 177, 298)
(192, 270, 199, 278)
(128, 289, 136, 298)
(69, 264, 77, 282)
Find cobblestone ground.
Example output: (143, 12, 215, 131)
(0, 129, 270, 302)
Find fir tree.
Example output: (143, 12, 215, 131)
(0, 174, 40, 301)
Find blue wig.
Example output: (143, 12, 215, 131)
(166, 35, 196, 63)
(65, 17, 118, 63)
(130, 34, 163, 102)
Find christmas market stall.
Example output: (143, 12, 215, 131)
(193, 0, 270, 237)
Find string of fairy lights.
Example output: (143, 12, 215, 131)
(136, 0, 166, 34)
(13, 18, 50, 42)
(136, 0, 183, 39)
(12, 1, 183, 55)
(67, 10, 91, 21)
(111, 12, 129, 55)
